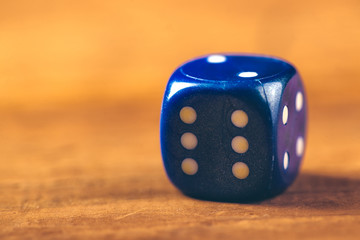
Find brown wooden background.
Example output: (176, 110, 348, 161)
(1, 0, 360, 239)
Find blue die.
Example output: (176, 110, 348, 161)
(160, 54, 307, 202)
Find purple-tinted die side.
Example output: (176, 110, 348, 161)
(277, 74, 307, 184)
(262, 73, 307, 195)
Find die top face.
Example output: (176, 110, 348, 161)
(179, 54, 294, 82)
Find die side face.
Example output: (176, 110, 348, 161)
(160, 54, 305, 202)
(161, 88, 273, 201)
(275, 74, 307, 188)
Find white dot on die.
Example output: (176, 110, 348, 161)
(181, 132, 198, 150)
(232, 162, 250, 179)
(231, 110, 248, 128)
(282, 105, 288, 125)
(181, 158, 198, 175)
(238, 72, 258, 78)
(296, 91, 304, 112)
(207, 55, 226, 63)
(231, 136, 249, 154)
(180, 106, 197, 124)
(296, 136, 304, 157)
(283, 152, 289, 170)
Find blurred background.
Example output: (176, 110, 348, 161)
(1, 1, 360, 238)
(1, 0, 360, 109)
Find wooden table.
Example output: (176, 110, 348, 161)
(0, 102, 359, 239)
(1, 1, 360, 239)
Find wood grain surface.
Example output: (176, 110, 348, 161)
(1, 0, 360, 239)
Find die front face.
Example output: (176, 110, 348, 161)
(160, 54, 306, 202)
(161, 85, 273, 201)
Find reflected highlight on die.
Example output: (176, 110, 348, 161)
(238, 71, 258, 78)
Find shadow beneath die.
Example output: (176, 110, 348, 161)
(261, 172, 360, 211)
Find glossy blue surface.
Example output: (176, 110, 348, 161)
(160, 54, 307, 202)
